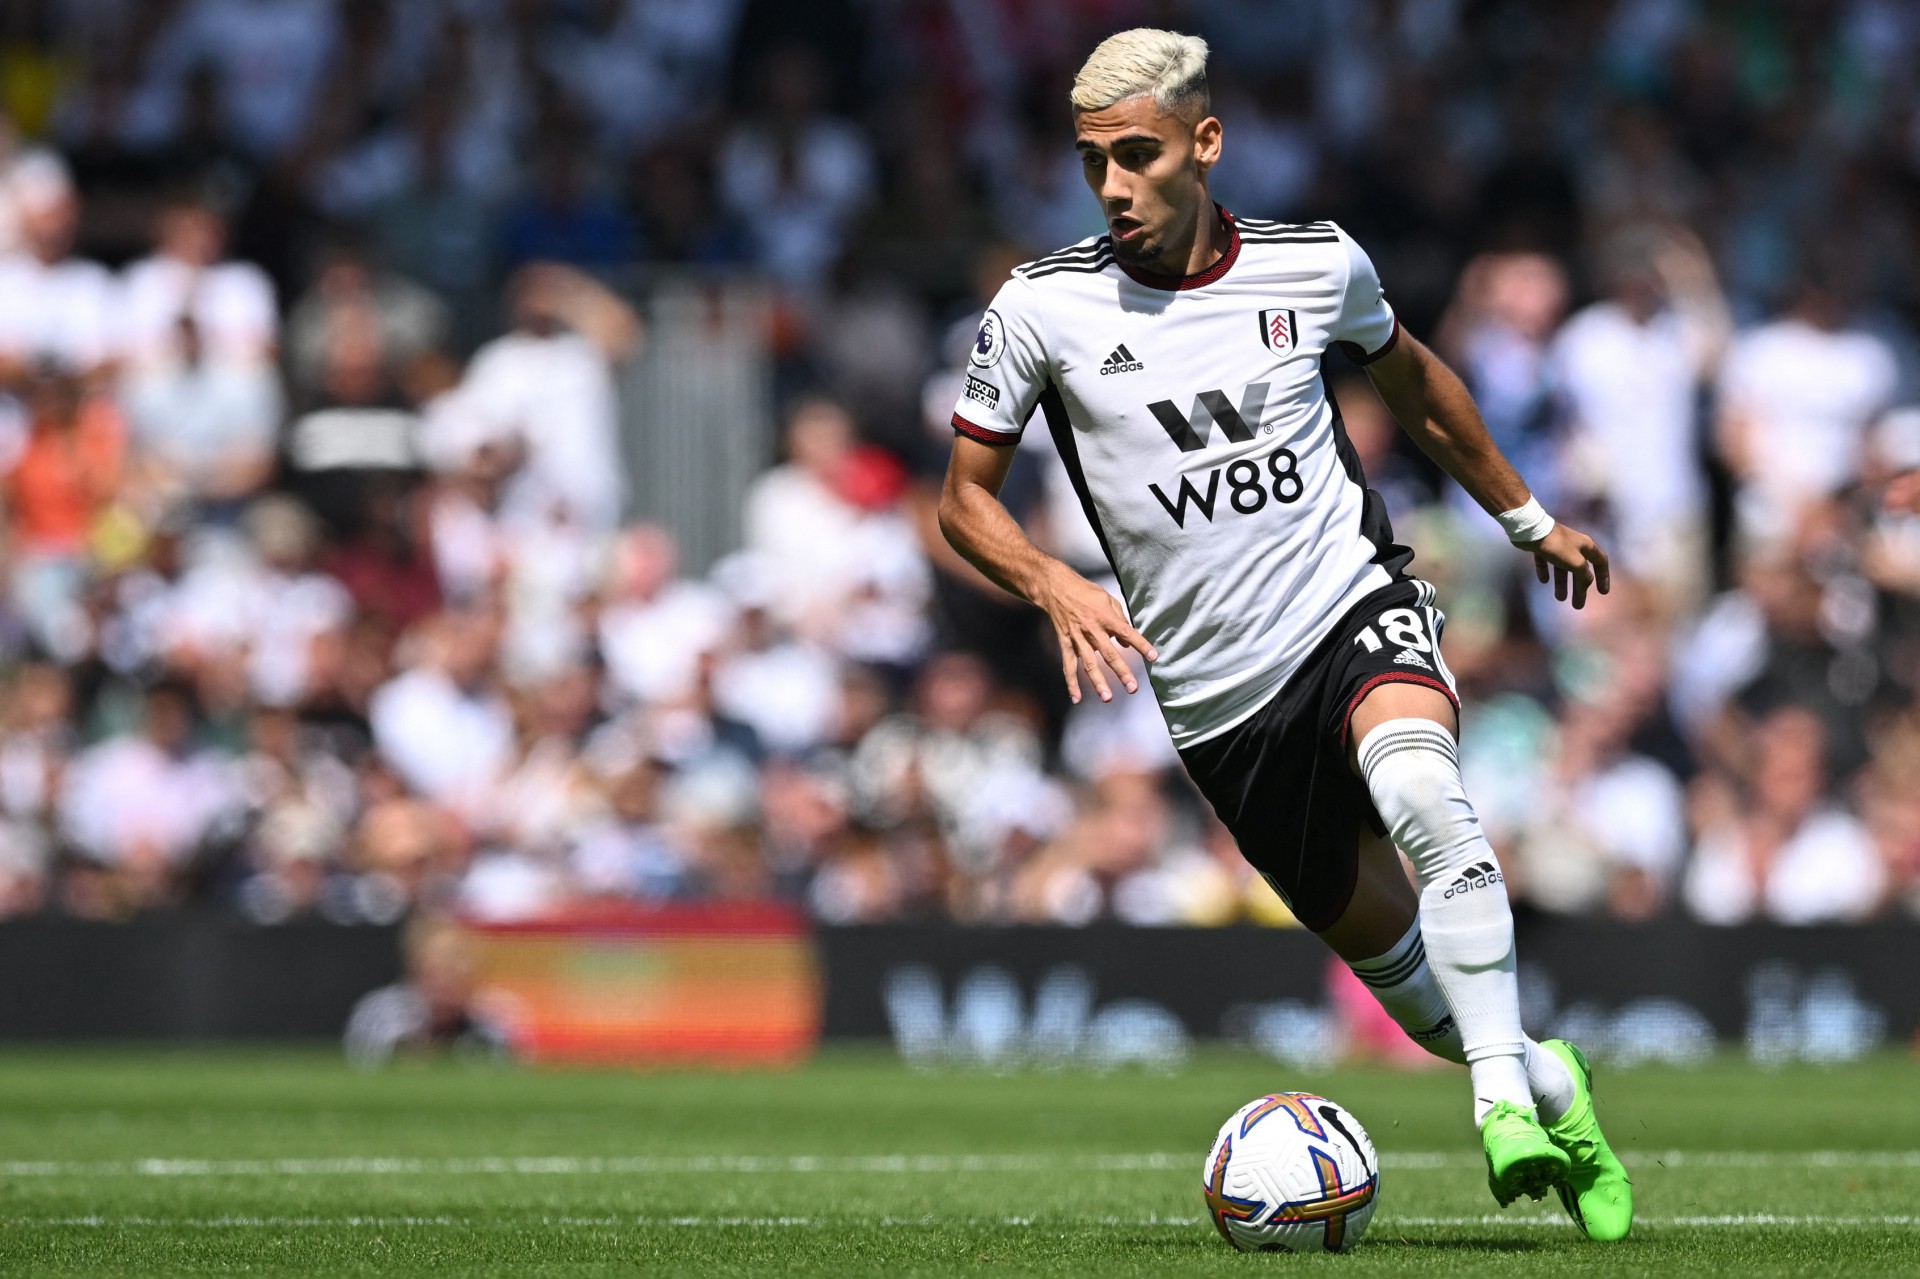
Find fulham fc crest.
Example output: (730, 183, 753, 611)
(1257, 308, 1297, 356)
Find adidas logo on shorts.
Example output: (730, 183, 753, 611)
(1443, 861, 1502, 899)
(1392, 648, 1432, 670)
(1100, 343, 1144, 375)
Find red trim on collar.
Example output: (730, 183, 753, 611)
(1116, 206, 1241, 292)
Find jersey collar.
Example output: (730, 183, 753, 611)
(1115, 205, 1241, 291)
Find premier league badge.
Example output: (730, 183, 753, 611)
(970, 309, 1006, 368)
(1257, 307, 1297, 356)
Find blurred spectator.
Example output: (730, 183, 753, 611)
(708, 554, 841, 758)
(369, 610, 514, 822)
(283, 302, 421, 549)
(1683, 706, 1886, 925)
(119, 196, 277, 371)
(284, 242, 448, 405)
(57, 680, 237, 915)
(0, 660, 69, 815)
(344, 914, 509, 1065)
(1011, 771, 1175, 925)
(1717, 267, 1899, 548)
(0, 153, 116, 379)
(1505, 691, 1688, 919)
(443, 263, 636, 533)
(231, 702, 356, 924)
(141, 0, 341, 163)
(121, 313, 279, 514)
(5, 365, 125, 658)
(500, 144, 636, 271)
(361, 52, 510, 338)
(743, 395, 928, 638)
(598, 525, 733, 707)
(1551, 226, 1729, 611)
(569, 753, 689, 903)
(156, 496, 354, 707)
(850, 651, 1059, 909)
(718, 46, 875, 291)
(541, 0, 745, 156)
(1436, 252, 1567, 509)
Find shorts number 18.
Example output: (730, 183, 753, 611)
(1352, 607, 1431, 654)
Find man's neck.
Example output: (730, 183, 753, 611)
(1143, 200, 1227, 280)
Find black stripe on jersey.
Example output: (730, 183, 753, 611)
(1240, 234, 1340, 244)
(1323, 366, 1415, 581)
(1237, 219, 1332, 233)
(1029, 236, 1111, 260)
(1037, 382, 1123, 588)
(1020, 239, 1113, 271)
(1022, 254, 1114, 280)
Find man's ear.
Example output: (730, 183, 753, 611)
(1192, 115, 1223, 176)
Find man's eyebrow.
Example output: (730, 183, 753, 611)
(1075, 133, 1161, 152)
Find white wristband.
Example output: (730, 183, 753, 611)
(1496, 496, 1556, 546)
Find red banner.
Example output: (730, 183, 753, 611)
(464, 903, 821, 1067)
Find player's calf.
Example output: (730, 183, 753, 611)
(1354, 716, 1531, 1125)
(1348, 918, 1578, 1125)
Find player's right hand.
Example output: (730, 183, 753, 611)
(1528, 523, 1611, 609)
(1034, 567, 1157, 704)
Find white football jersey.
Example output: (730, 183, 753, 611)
(951, 209, 1411, 747)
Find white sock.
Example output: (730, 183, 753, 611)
(1357, 719, 1530, 1126)
(1347, 919, 1465, 1064)
(1348, 917, 1578, 1123)
(1526, 1041, 1576, 1125)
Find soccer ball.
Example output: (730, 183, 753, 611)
(1201, 1092, 1380, 1253)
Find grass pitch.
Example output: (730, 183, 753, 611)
(0, 1047, 1916, 1275)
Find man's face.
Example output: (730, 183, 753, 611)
(1074, 96, 1220, 271)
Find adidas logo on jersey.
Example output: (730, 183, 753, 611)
(1100, 344, 1144, 375)
(1392, 648, 1432, 670)
(1443, 861, 1503, 899)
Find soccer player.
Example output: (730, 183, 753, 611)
(938, 29, 1631, 1239)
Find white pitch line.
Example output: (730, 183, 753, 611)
(2, 1150, 1917, 1178)
(11, 1213, 1920, 1230)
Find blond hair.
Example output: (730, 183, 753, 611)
(1070, 28, 1210, 118)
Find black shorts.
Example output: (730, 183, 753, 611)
(1176, 579, 1459, 932)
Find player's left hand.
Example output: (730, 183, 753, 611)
(1527, 523, 1610, 609)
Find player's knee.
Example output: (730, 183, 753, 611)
(1373, 756, 1456, 830)
(1356, 719, 1486, 880)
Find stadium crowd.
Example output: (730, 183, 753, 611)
(0, 0, 1916, 928)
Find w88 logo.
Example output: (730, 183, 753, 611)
(1147, 449, 1303, 528)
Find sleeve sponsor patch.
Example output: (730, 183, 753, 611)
(963, 373, 1001, 409)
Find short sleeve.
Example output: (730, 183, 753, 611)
(1329, 225, 1400, 365)
(950, 278, 1049, 445)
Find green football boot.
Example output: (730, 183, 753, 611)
(1480, 1100, 1571, 1207)
(1538, 1039, 1634, 1241)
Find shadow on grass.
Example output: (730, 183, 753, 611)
(1117, 1234, 1543, 1257)
(1116, 1236, 1213, 1252)
(1367, 1237, 1543, 1253)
